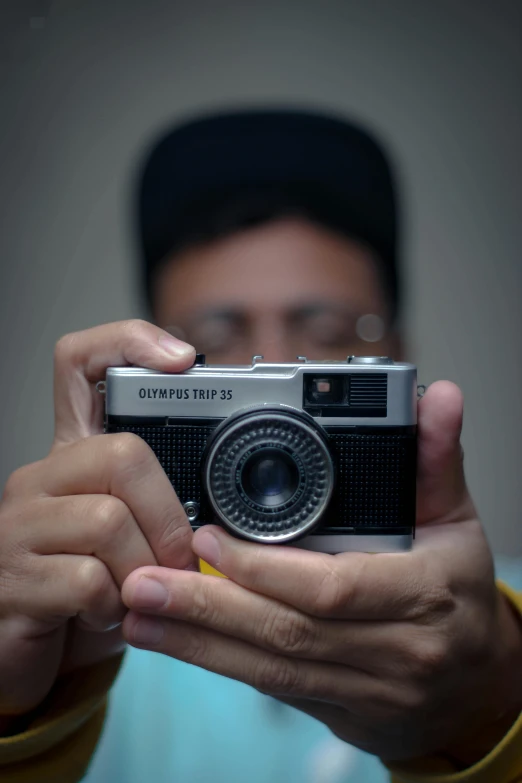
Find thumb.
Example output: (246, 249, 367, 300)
(416, 381, 473, 525)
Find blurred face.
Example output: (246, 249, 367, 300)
(153, 218, 401, 364)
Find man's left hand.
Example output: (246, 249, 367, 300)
(121, 381, 522, 762)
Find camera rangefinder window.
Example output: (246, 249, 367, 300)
(304, 374, 346, 405)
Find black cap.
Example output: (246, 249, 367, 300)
(137, 108, 400, 314)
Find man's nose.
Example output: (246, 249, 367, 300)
(259, 344, 295, 363)
(249, 317, 294, 363)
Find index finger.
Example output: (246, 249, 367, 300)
(25, 433, 196, 571)
(53, 320, 195, 447)
(192, 526, 428, 620)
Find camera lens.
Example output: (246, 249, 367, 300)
(240, 448, 300, 507)
(203, 407, 334, 543)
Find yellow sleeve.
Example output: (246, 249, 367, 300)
(387, 582, 522, 783)
(0, 653, 124, 782)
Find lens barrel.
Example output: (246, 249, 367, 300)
(203, 407, 334, 543)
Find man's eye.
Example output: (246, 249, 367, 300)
(302, 316, 355, 346)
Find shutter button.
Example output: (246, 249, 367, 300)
(347, 356, 394, 365)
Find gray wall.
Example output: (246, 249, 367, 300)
(1, 0, 521, 554)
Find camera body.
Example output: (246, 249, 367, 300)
(104, 355, 417, 553)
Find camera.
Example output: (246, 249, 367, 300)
(103, 355, 417, 553)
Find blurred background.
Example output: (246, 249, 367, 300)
(0, 0, 521, 554)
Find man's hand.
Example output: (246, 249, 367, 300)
(121, 381, 522, 762)
(0, 321, 196, 727)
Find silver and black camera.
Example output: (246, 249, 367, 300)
(103, 355, 417, 553)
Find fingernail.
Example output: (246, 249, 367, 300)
(131, 577, 169, 609)
(158, 335, 195, 358)
(132, 617, 164, 646)
(193, 531, 220, 567)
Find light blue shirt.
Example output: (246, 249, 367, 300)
(84, 557, 521, 783)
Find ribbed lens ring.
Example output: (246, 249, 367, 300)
(205, 410, 334, 543)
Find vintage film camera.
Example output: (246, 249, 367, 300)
(103, 355, 417, 553)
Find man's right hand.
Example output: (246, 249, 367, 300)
(0, 320, 196, 727)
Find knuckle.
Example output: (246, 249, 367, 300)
(190, 582, 217, 625)
(76, 559, 114, 610)
(92, 496, 130, 546)
(107, 432, 153, 475)
(311, 562, 347, 615)
(412, 562, 457, 622)
(54, 332, 79, 370)
(119, 321, 159, 364)
(262, 607, 316, 655)
(2, 465, 35, 500)
(175, 623, 209, 665)
(253, 656, 301, 696)
(0, 552, 27, 604)
(410, 590, 454, 627)
(353, 683, 399, 721)
(122, 318, 150, 337)
(121, 319, 155, 349)
(389, 683, 428, 714)
(423, 584, 456, 620)
(155, 515, 192, 559)
(0, 499, 41, 577)
(465, 606, 495, 659)
(405, 634, 450, 682)
(401, 681, 434, 713)
(366, 679, 428, 719)
(0, 522, 31, 566)
(242, 546, 266, 592)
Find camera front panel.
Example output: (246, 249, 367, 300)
(105, 416, 416, 541)
(322, 426, 416, 537)
(106, 416, 222, 526)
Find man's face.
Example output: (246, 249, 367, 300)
(153, 218, 401, 364)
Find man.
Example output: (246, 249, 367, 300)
(0, 110, 520, 783)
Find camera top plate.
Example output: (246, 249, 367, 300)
(105, 357, 417, 427)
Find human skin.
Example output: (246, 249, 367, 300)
(152, 218, 400, 364)
(0, 218, 520, 764)
(0, 321, 197, 734)
(122, 218, 522, 764)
